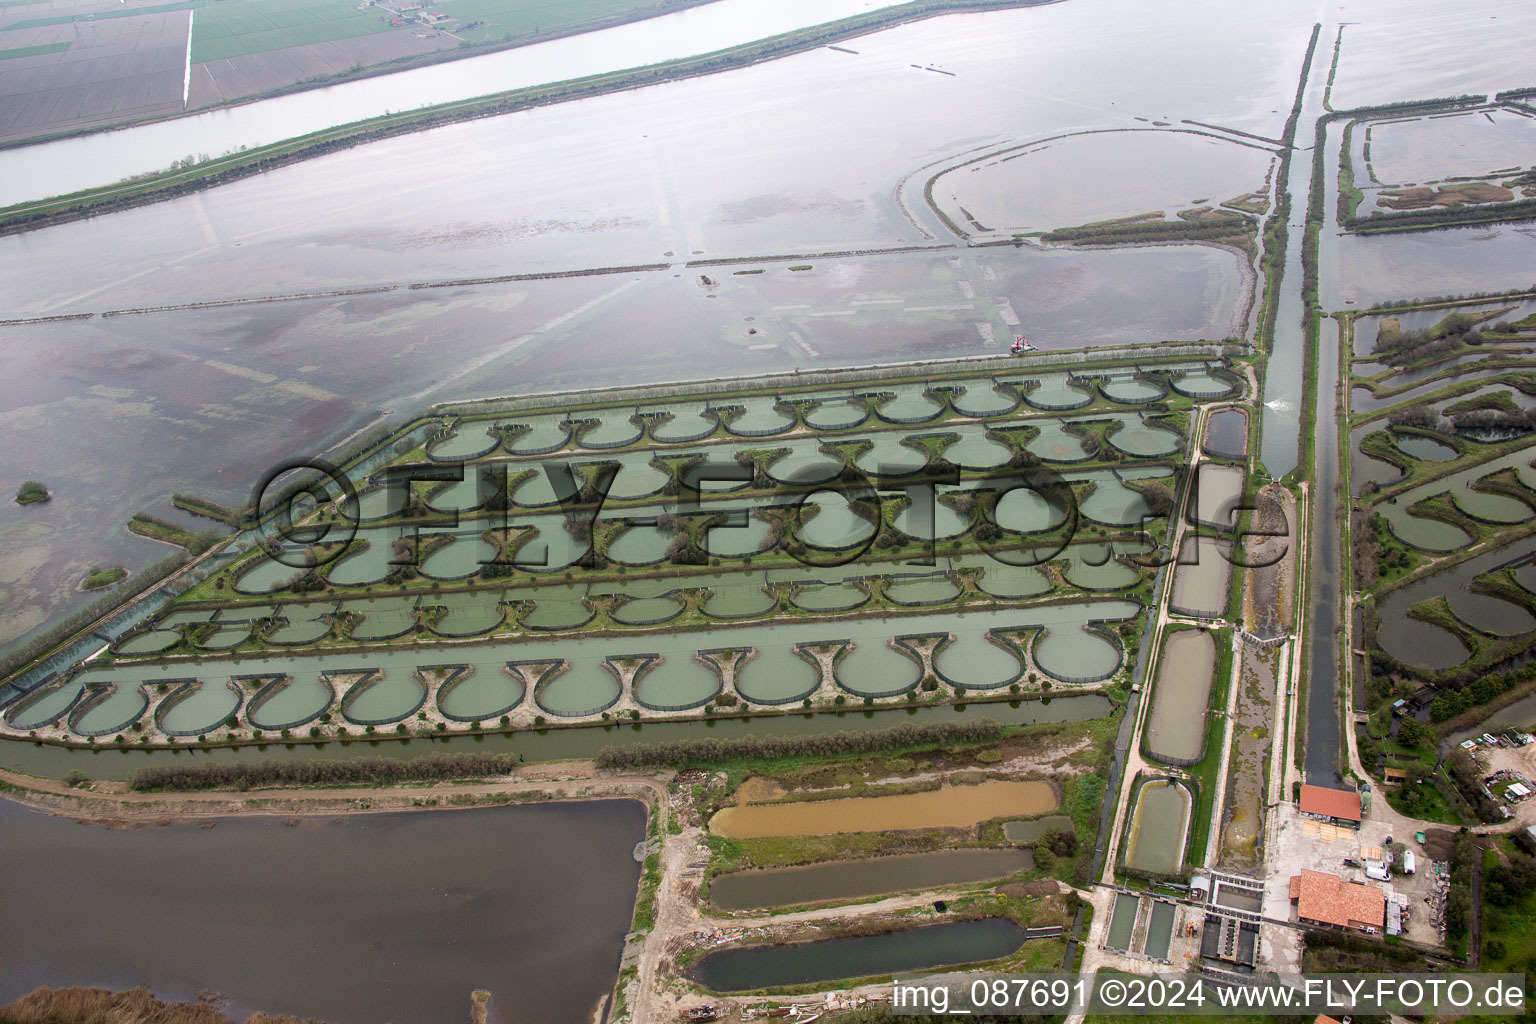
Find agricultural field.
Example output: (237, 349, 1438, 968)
(0, 0, 711, 143)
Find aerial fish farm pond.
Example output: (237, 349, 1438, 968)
(1, 355, 1241, 763)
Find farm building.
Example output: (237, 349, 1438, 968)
(1289, 869, 1386, 932)
(1299, 784, 1362, 826)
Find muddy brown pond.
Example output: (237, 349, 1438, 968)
(709, 780, 1058, 839)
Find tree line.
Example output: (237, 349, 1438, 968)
(128, 752, 519, 791)
(594, 719, 1003, 769)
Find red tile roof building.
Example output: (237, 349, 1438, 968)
(1289, 869, 1385, 931)
(1299, 784, 1362, 823)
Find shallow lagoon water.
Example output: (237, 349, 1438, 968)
(0, 799, 644, 1023)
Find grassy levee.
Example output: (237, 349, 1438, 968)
(0, 0, 1059, 235)
(1346, 195, 1536, 235)
(1252, 22, 1319, 354)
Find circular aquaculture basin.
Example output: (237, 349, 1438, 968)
(350, 486, 406, 522)
(1125, 778, 1192, 876)
(575, 416, 643, 449)
(5, 677, 85, 729)
(606, 462, 670, 501)
(885, 575, 960, 605)
(702, 583, 777, 619)
(159, 682, 241, 736)
(1065, 551, 1138, 590)
(535, 661, 620, 717)
(974, 562, 1051, 599)
(1377, 618, 1471, 670)
(702, 512, 773, 558)
(515, 518, 589, 572)
(951, 385, 1019, 418)
(193, 624, 251, 651)
(1453, 487, 1532, 524)
(854, 435, 927, 476)
(1023, 376, 1092, 410)
(1108, 421, 1178, 457)
(1026, 423, 1090, 462)
(1394, 433, 1457, 461)
(420, 535, 498, 580)
(790, 581, 867, 612)
(427, 427, 500, 461)
(505, 417, 570, 454)
(796, 495, 875, 549)
(345, 598, 417, 641)
(1385, 510, 1472, 552)
(1171, 369, 1235, 398)
(606, 523, 674, 565)
(610, 595, 684, 625)
(836, 641, 922, 697)
(736, 648, 819, 704)
(992, 487, 1066, 533)
(511, 469, 567, 507)
(803, 397, 868, 430)
(650, 407, 718, 443)
(233, 555, 302, 595)
(341, 671, 426, 725)
(111, 629, 182, 656)
(679, 459, 751, 494)
(875, 387, 944, 423)
(425, 473, 496, 514)
(1448, 590, 1536, 635)
(945, 431, 1011, 469)
(1101, 378, 1166, 403)
(70, 683, 148, 736)
(725, 399, 794, 435)
(523, 595, 594, 631)
(249, 675, 333, 730)
(1080, 474, 1156, 525)
(438, 669, 524, 723)
(1035, 626, 1121, 683)
(766, 450, 843, 487)
(266, 616, 333, 645)
(634, 657, 719, 711)
(892, 496, 969, 540)
(325, 542, 391, 586)
(429, 595, 505, 637)
(935, 632, 1021, 689)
